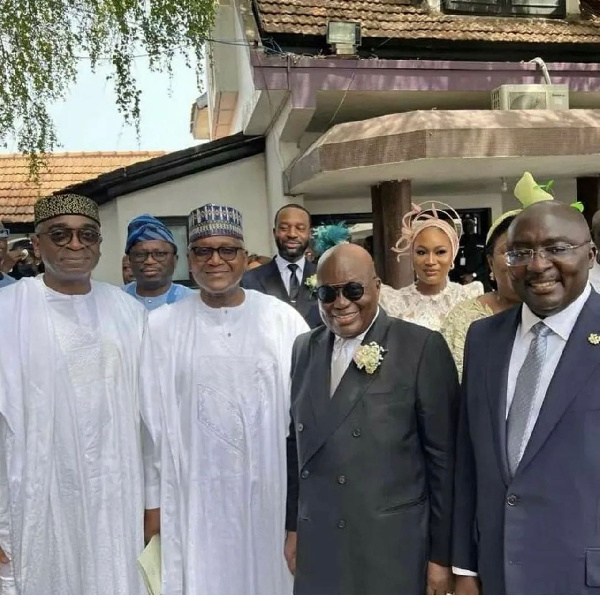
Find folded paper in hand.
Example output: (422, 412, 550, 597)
(138, 534, 161, 595)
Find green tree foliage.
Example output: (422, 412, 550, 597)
(0, 0, 216, 171)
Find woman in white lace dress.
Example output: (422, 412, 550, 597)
(379, 202, 483, 331)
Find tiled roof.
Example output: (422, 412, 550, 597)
(254, 0, 600, 44)
(0, 151, 164, 224)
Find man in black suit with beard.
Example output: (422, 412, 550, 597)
(242, 204, 320, 327)
(285, 243, 459, 594)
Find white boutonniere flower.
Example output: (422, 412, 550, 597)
(305, 274, 317, 292)
(588, 333, 600, 345)
(353, 342, 386, 375)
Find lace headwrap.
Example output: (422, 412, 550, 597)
(392, 201, 463, 262)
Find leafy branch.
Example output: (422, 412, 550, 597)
(0, 0, 216, 175)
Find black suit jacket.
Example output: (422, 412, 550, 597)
(287, 311, 459, 594)
(241, 258, 321, 328)
(453, 291, 600, 594)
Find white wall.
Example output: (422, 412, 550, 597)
(94, 153, 270, 284)
(207, 0, 259, 138)
(230, 2, 259, 135)
(263, 98, 308, 253)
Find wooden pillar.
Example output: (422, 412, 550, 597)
(370, 184, 385, 280)
(577, 177, 600, 228)
(371, 180, 413, 289)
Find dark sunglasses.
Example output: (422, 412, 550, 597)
(38, 227, 102, 247)
(317, 281, 367, 304)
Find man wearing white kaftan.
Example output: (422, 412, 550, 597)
(0, 278, 146, 594)
(0, 194, 146, 594)
(142, 290, 308, 594)
(141, 203, 309, 594)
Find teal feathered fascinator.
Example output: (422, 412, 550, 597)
(312, 222, 351, 256)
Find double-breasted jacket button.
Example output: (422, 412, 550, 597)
(506, 494, 518, 506)
(337, 475, 347, 485)
(301, 470, 310, 479)
(351, 428, 361, 438)
(297, 423, 304, 432)
(337, 519, 347, 529)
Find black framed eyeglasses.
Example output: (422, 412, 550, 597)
(505, 242, 589, 267)
(317, 281, 367, 304)
(129, 250, 174, 263)
(38, 228, 102, 247)
(189, 246, 244, 262)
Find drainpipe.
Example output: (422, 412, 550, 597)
(528, 57, 552, 85)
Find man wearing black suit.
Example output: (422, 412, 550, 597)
(453, 201, 600, 594)
(242, 204, 321, 327)
(285, 243, 459, 594)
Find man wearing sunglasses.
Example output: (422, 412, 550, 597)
(0, 223, 16, 289)
(285, 243, 459, 594)
(123, 214, 194, 310)
(0, 194, 148, 593)
(140, 203, 309, 594)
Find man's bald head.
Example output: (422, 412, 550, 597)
(317, 243, 377, 280)
(510, 201, 590, 240)
(507, 201, 595, 317)
(317, 243, 381, 338)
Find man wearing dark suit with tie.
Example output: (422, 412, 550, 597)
(454, 201, 600, 594)
(285, 243, 459, 594)
(242, 204, 321, 327)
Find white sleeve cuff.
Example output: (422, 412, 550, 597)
(452, 567, 478, 577)
(145, 484, 160, 510)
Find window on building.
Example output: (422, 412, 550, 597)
(443, 0, 566, 18)
(157, 216, 194, 286)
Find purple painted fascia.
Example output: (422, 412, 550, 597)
(251, 53, 600, 109)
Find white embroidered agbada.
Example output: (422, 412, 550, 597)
(0, 277, 147, 594)
(141, 289, 309, 594)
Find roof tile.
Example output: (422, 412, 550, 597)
(0, 151, 164, 223)
(254, 0, 600, 44)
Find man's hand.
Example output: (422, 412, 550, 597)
(144, 508, 160, 545)
(284, 531, 297, 575)
(454, 575, 480, 595)
(0, 545, 9, 564)
(426, 562, 453, 595)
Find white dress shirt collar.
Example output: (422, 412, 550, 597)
(275, 254, 306, 277)
(275, 254, 306, 295)
(519, 284, 591, 342)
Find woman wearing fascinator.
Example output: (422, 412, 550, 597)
(378, 201, 483, 331)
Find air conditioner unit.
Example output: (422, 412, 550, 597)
(491, 84, 569, 110)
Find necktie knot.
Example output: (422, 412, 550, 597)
(288, 264, 299, 274)
(531, 321, 551, 339)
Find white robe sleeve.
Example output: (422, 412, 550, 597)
(0, 420, 16, 595)
(139, 322, 162, 510)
